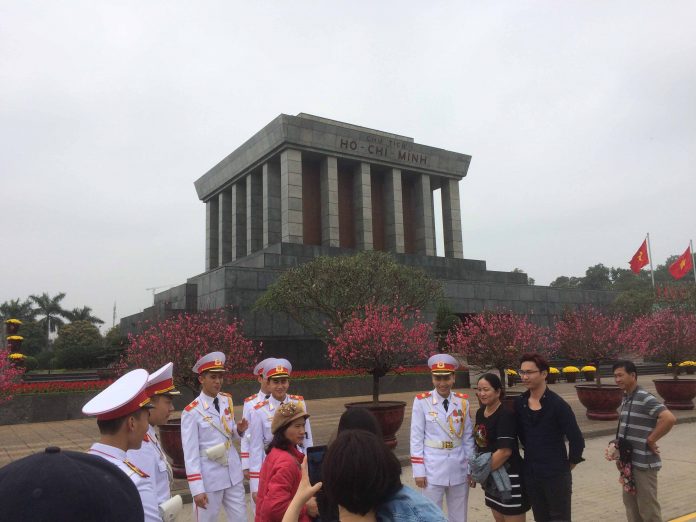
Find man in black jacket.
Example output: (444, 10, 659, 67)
(514, 353, 584, 522)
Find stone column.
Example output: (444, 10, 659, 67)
(441, 178, 463, 259)
(320, 156, 339, 247)
(231, 180, 247, 259)
(353, 162, 373, 250)
(414, 173, 435, 256)
(218, 188, 232, 265)
(383, 168, 405, 253)
(246, 170, 263, 254)
(280, 149, 303, 244)
(263, 160, 281, 247)
(206, 198, 220, 270)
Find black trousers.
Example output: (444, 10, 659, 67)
(524, 470, 572, 522)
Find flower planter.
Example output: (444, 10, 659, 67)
(502, 391, 523, 413)
(583, 371, 596, 382)
(507, 375, 516, 388)
(575, 384, 623, 420)
(686, 368, 695, 375)
(653, 379, 696, 410)
(565, 373, 577, 383)
(159, 418, 186, 479)
(344, 401, 406, 449)
(546, 374, 557, 384)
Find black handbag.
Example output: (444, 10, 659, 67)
(613, 397, 634, 464)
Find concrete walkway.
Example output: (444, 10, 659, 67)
(1, 380, 695, 520)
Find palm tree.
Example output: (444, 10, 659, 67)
(29, 292, 69, 349)
(0, 298, 37, 321)
(64, 306, 104, 325)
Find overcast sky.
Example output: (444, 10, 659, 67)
(2, 1, 694, 331)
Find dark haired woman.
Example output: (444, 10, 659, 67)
(473, 373, 530, 521)
(255, 402, 317, 522)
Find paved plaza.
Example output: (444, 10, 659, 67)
(1, 381, 695, 520)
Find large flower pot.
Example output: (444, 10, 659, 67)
(159, 418, 186, 479)
(685, 367, 695, 375)
(565, 373, 577, 383)
(653, 379, 696, 410)
(575, 384, 623, 420)
(501, 391, 523, 413)
(546, 374, 557, 384)
(583, 371, 596, 382)
(344, 401, 406, 449)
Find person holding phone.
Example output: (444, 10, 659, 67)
(410, 353, 474, 522)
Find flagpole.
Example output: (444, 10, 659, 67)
(646, 232, 656, 288)
(691, 239, 696, 285)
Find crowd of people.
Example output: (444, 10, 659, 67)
(0, 350, 676, 522)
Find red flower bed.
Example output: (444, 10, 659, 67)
(14, 380, 115, 395)
(11, 366, 439, 396)
(227, 365, 435, 382)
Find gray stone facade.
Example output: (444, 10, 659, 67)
(121, 114, 617, 369)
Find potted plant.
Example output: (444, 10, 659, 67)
(680, 361, 696, 375)
(506, 369, 518, 388)
(547, 366, 560, 384)
(445, 310, 549, 410)
(554, 307, 625, 420)
(1, 347, 25, 405)
(581, 365, 597, 382)
(120, 310, 259, 476)
(621, 309, 696, 410)
(327, 304, 436, 448)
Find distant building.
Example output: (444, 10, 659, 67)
(121, 114, 615, 367)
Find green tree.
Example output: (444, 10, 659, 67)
(29, 292, 69, 349)
(64, 306, 104, 325)
(580, 264, 612, 290)
(0, 298, 37, 321)
(255, 251, 442, 341)
(53, 321, 104, 369)
(512, 268, 535, 285)
(610, 288, 655, 320)
(549, 276, 582, 288)
(103, 325, 127, 365)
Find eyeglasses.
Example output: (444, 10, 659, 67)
(517, 370, 540, 377)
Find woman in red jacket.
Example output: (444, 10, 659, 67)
(256, 402, 316, 522)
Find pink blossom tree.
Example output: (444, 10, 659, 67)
(120, 310, 259, 392)
(621, 309, 696, 379)
(0, 348, 25, 404)
(327, 305, 436, 403)
(553, 307, 625, 386)
(445, 310, 550, 392)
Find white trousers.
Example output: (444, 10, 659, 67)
(423, 482, 469, 522)
(192, 482, 246, 522)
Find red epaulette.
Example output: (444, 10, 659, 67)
(416, 391, 432, 400)
(254, 400, 268, 410)
(143, 433, 150, 443)
(184, 400, 199, 412)
(454, 392, 469, 399)
(289, 394, 304, 401)
(244, 394, 257, 403)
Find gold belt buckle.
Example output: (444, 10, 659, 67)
(442, 441, 453, 449)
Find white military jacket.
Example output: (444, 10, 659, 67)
(410, 389, 474, 487)
(88, 442, 160, 522)
(240, 390, 265, 470)
(127, 425, 173, 505)
(247, 393, 313, 493)
(181, 391, 243, 497)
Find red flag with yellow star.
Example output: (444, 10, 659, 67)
(668, 246, 693, 280)
(629, 240, 649, 274)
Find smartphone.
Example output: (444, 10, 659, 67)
(306, 445, 327, 485)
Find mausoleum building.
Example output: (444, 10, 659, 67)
(121, 114, 615, 367)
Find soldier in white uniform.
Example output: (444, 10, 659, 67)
(410, 354, 474, 522)
(181, 351, 249, 522)
(247, 358, 313, 499)
(82, 368, 160, 521)
(127, 362, 181, 519)
(240, 357, 275, 478)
